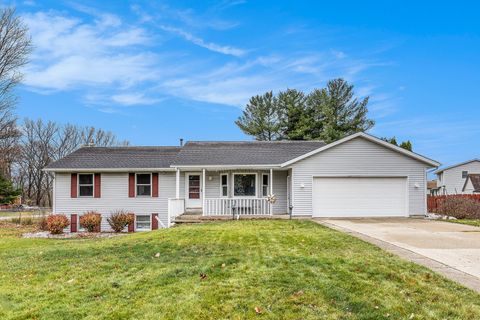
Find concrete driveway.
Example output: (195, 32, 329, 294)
(315, 218, 480, 291)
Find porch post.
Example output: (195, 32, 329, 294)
(202, 169, 206, 214)
(269, 168, 273, 215)
(175, 168, 180, 198)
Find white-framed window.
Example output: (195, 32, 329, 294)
(136, 173, 152, 196)
(462, 171, 468, 179)
(262, 173, 269, 197)
(136, 215, 151, 231)
(220, 174, 228, 197)
(78, 173, 94, 197)
(233, 173, 256, 197)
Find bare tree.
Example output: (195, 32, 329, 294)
(0, 8, 32, 177)
(14, 119, 128, 206)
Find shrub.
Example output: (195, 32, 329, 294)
(107, 210, 134, 233)
(38, 216, 48, 231)
(437, 197, 480, 219)
(46, 214, 69, 234)
(79, 211, 102, 232)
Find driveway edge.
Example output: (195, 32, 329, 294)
(314, 219, 480, 293)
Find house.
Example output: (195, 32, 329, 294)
(434, 159, 480, 195)
(44, 132, 440, 232)
(427, 180, 438, 196)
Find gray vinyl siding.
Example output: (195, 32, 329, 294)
(55, 172, 173, 231)
(437, 161, 480, 194)
(289, 137, 428, 216)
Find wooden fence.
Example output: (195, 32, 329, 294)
(427, 194, 480, 212)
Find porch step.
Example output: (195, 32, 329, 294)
(184, 208, 203, 215)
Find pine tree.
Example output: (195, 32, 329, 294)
(316, 79, 374, 143)
(235, 79, 375, 142)
(399, 140, 412, 151)
(277, 89, 307, 140)
(0, 174, 20, 205)
(235, 92, 282, 140)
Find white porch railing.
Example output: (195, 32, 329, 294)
(168, 198, 185, 220)
(204, 198, 271, 216)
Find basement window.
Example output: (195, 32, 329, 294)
(136, 215, 151, 231)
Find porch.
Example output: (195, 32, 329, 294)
(168, 167, 291, 221)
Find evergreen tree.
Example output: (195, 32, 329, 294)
(277, 89, 307, 140)
(316, 79, 374, 143)
(381, 137, 413, 151)
(235, 79, 375, 143)
(0, 174, 20, 204)
(399, 140, 412, 151)
(235, 91, 282, 140)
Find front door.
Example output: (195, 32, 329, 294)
(185, 173, 202, 208)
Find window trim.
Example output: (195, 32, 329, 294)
(233, 173, 257, 198)
(78, 173, 94, 198)
(220, 173, 229, 197)
(77, 214, 85, 232)
(262, 173, 269, 197)
(135, 173, 152, 197)
(135, 214, 151, 231)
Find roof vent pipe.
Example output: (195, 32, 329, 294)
(180, 138, 184, 147)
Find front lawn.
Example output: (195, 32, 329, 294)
(445, 219, 480, 227)
(0, 220, 479, 319)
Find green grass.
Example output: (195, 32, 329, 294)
(444, 219, 480, 227)
(0, 211, 41, 218)
(0, 220, 479, 319)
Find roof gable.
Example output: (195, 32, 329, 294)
(434, 159, 480, 174)
(281, 132, 440, 168)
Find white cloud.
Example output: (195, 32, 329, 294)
(111, 93, 162, 106)
(158, 25, 245, 57)
(21, 7, 386, 111)
(21, 10, 160, 105)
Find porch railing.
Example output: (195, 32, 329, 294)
(204, 198, 271, 216)
(168, 198, 185, 221)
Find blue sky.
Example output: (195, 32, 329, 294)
(11, 0, 480, 168)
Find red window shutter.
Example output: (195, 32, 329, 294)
(94, 173, 101, 198)
(152, 173, 159, 197)
(71, 214, 77, 232)
(152, 213, 158, 230)
(128, 173, 135, 197)
(71, 173, 77, 198)
(128, 214, 135, 232)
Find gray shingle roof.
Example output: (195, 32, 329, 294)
(171, 141, 326, 166)
(45, 140, 326, 170)
(45, 146, 181, 169)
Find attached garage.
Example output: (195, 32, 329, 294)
(312, 177, 408, 217)
(284, 133, 440, 217)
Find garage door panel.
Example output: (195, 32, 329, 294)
(313, 177, 407, 217)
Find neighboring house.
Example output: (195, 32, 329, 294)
(462, 174, 480, 193)
(435, 159, 480, 195)
(427, 180, 438, 196)
(44, 132, 440, 232)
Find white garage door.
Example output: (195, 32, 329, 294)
(312, 177, 408, 217)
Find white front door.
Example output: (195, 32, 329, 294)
(185, 173, 202, 208)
